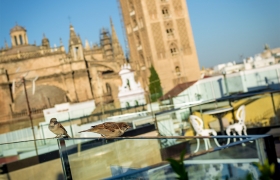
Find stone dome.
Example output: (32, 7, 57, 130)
(42, 35, 49, 43)
(10, 25, 26, 33)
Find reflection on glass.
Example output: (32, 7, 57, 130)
(57, 135, 276, 180)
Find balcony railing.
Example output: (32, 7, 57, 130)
(0, 135, 279, 179)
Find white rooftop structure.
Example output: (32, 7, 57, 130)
(118, 63, 146, 108)
(42, 100, 95, 123)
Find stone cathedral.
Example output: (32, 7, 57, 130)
(0, 19, 126, 123)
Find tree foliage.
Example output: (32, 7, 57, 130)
(149, 66, 162, 102)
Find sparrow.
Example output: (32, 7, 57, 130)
(79, 122, 131, 137)
(48, 118, 71, 138)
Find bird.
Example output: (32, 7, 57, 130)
(78, 122, 131, 137)
(48, 118, 71, 138)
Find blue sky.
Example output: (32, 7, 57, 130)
(0, 0, 279, 68)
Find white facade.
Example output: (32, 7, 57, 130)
(42, 100, 95, 122)
(173, 64, 280, 108)
(213, 54, 275, 75)
(243, 55, 275, 70)
(118, 64, 146, 108)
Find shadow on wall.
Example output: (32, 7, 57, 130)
(217, 78, 225, 97)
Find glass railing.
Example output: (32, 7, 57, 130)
(0, 135, 279, 180)
(57, 135, 279, 180)
(0, 138, 62, 180)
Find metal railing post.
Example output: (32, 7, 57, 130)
(57, 138, 72, 180)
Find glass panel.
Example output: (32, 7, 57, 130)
(58, 135, 277, 180)
(0, 138, 62, 180)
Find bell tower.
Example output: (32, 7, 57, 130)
(10, 24, 29, 47)
(68, 24, 84, 60)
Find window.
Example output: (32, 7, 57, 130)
(135, 100, 139, 106)
(106, 83, 111, 95)
(175, 66, 181, 76)
(75, 47, 79, 56)
(14, 36, 18, 45)
(19, 35, 23, 45)
(170, 43, 177, 56)
(126, 102, 130, 108)
(132, 18, 137, 28)
(166, 28, 173, 36)
(162, 8, 169, 17)
(175, 66, 180, 73)
(126, 79, 131, 90)
(140, 53, 145, 65)
(162, 8, 168, 15)
(170, 48, 176, 54)
(136, 35, 141, 46)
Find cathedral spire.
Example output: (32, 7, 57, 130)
(110, 17, 125, 63)
(110, 17, 118, 43)
(69, 24, 78, 41)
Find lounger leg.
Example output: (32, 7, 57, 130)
(211, 130, 221, 147)
(226, 127, 231, 145)
(233, 131, 237, 142)
(237, 130, 245, 146)
(204, 138, 208, 151)
(243, 126, 253, 143)
(207, 138, 212, 148)
(194, 138, 200, 153)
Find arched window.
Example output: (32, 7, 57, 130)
(106, 83, 112, 95)
(162, 7, 169, 17)
(175, 66, 180, 73)
(14, 36, 18, 45)
(133, 18, 137, 28)
(166, 28, 173, 36)
(140, 53, 145, 65)
(136, 34, 141, 46)
(126, 79, 131, 90)
(75, 47, 79, 57)
(19, 35, 23, 45)
(170, 43, 177, 56)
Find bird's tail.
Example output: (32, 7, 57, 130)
(65, 133, 71, 138)
(78, 129, 90, 133)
